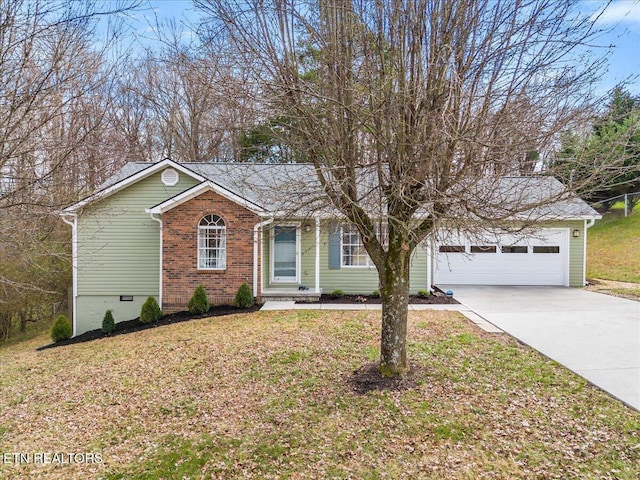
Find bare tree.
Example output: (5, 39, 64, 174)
(116, 22, 259, 163)
(0, 0, 141, 340)
(197, 0, 630, 376)
(0, 0, 141, 209)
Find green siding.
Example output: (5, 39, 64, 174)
(410, 243, 430, 293)
(300, 227, 317, 288)
(319, 239, 428, 295)
(318, 224, 379, 294)
(543, 220, 585, 287)
(570, 222, 586, 287)
(262, 221, 429, 294)
(76, 169, 200, 332)
(76, 295, 153, 334)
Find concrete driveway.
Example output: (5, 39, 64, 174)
(442, 286, 640, 410)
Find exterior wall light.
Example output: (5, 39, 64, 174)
(572, 229, 580, 238)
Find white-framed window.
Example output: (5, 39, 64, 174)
(340, 223, 387, 268)
(198, 214, 226, 270)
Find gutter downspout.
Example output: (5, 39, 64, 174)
(149, 213, 163, 308)
(315, 216, 321, 294)
(61, 213, 78, 337)
(583, 218, 597, 286)
(426, 237, 433, 291)
(254, 218, 274, 300)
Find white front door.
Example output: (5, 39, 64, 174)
(271, 225, 300, 283)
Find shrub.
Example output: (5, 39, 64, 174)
(234, 282, 254, 308)
(140, 296, 162, 323)
(417, 289, 431, 298)
(51, 315, 72, 342)
(102, 309, 115, 334)
(330, 289, 344, 299)
(372, 289, 380, 298)
(188, 284, 210, 315)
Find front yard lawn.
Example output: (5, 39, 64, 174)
(588, 209, 640, 283)
(1, 310, 638, 479)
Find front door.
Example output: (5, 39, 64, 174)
(271, 225, 299, 283)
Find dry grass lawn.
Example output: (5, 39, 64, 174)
(0, 310, 638, 479)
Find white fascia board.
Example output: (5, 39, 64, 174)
(146, 181, 266, 215)
(511, 213, 602, 221)
(61, 159, 205, 214)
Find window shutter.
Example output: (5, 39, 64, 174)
(328, 221, 341, 269)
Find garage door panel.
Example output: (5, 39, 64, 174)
(435, 229, 568, 286)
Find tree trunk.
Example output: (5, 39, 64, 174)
(627, 195, 639, 214)
(0, 312, 13, 341)
(19, 309, 30, 333)
(378, 248, 412, 377)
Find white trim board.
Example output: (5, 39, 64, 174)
(62, 159, 205, 214)
(147, 180, 266, 215)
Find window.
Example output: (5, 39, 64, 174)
(198, 215, 226, 269)
(470, 245, 497, 253)
(340, 223, 387, 267)
(439, 245, 465, 253)
(533, 246, 560, 254)
(342, 224, 369, 267)
(502, 246, 528, 254)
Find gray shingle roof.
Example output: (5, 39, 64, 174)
(96, 161, 600, 220)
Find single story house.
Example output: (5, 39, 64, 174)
(60, 159, 601, 336)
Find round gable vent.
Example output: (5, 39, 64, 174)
(161, 168, 179, 186)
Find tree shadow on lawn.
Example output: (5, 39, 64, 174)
(36, 304, 262, 351)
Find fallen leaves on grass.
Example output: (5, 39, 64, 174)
(0, 310, 638, 479)
(348, 362, 421, 394)
(586, 278, 640, 302)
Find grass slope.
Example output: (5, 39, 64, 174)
(1, 310, 638, 479)
(587, 208, 640, 283)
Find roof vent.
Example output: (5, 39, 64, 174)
(161, 168, 179, 187)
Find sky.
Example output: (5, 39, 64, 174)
(589, 0, 640, 92)
(126, 0, 640, 95)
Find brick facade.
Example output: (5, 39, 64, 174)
(162, 189, 261, 312)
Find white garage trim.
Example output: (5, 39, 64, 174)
(434, 228, 570, 286)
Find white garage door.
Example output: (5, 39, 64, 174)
(434, 229, 569, 286)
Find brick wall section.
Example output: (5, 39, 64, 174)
(162, 190, 261, 312)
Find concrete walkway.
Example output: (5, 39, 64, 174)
(442, 286, 640, 411)
(261, 300, 465, 311)
(260, 301, 503, 333)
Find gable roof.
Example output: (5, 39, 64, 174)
(62, 159, 601, 220)
(146, 180, 267, 215)
(62, 159, 205, 214)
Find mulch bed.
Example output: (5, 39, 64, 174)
(299, 293, 459, 305)
(348, 362, 422, 394)
(36, 304, 262, 351)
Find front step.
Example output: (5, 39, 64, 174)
(260, 290, 321, 303)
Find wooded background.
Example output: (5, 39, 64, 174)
(1, 0, 638, 343)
